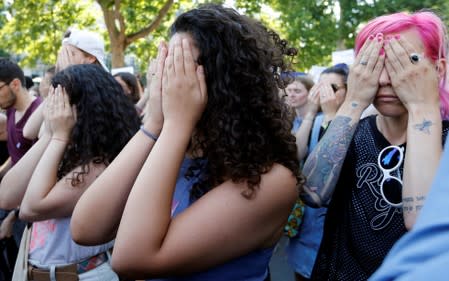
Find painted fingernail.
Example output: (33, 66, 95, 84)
(394, 34, 401, 40)
(379, 48, 385, 56)
(376, 33, 383, 38)
(368, 35, 375, 41)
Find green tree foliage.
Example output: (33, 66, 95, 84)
(96, 0, 180, 68)
(270, 0, 449, 71)
(0, 0, 97, 67)
(1, 0, 448, 73)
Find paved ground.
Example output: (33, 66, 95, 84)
(269, 236, 295, 281)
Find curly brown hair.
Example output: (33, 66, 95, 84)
(52, 64, 141, 186)
(170, 4, 304, 200)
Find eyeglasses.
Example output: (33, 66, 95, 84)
(377, 145, 404, 207)
(331, 83, 346, 93)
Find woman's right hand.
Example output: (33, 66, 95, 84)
(304, 84, 321, 118)
(319, 83, 340, 121)
(55, 45, 72, 72)
(346, 33, 385, 108)
(162, 37, 207, 130)
(143, 42, 168, 135)
(46, 85, 76, 141)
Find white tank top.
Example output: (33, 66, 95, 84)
(28, 217, 114, 268)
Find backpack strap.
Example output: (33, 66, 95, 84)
(308, 113, 324, 155)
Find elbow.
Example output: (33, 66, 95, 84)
(19, 203, 44, 222)
(111, 255, 134, 280)
(71, 218, 90, 246)
(300, 190, 324, 208)
(111, 253, 150, 280)
(112, 247, 167, 279)
(18, 205, 36, 222)
(71, 217, 109, 246)
(71, 207, 116, 246)
(22, 129, 33, 140)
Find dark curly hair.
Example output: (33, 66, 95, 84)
(113, 72, 141, 104)
(51, 64, 141, 186)
(169, 4, 304, 200)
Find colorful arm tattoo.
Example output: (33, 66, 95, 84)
(300, 116, 358, 207)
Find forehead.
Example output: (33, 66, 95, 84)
(387, 28, 425, 53)
(319, 73, 344, 84)
(286, 81, 306, 89)
(169, 32, 200, 60)
(63, 44, 87, 57)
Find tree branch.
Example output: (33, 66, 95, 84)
(114, 0, 126, 33)
(97, 0, 119, 39)
(125, 0, 174, 45)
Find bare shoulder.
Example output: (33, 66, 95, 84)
(258, 163, 298, 202)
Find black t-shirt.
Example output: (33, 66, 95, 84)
(312, 115, 449, 281)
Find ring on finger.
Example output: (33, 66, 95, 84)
(360, 61, 368, 66)
(409, 53, 421, 64)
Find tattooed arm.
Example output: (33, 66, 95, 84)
(381, 33, 444, 230)
(402, 110, 442, 230)
(300, 32, 384, 207)
(300, 101, 364, 207)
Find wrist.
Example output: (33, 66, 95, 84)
(142, 119, 163, 136)
(163, 120, 194, 141)
(338, 100, 366, 116)
(407, 103, 440, 116)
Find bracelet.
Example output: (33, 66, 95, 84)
(140, 125, 158, 142)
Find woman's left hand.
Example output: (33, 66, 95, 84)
(384, 35, 440, 111)
(162, 37, 207, 130)
(47, 85, 76, 141)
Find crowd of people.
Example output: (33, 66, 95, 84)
(0, 3, 448, 281)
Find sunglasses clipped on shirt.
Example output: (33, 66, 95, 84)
(377, 145, 404, 208)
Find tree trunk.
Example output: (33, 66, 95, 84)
(110, 39, 126, 68)
(97, 0, 174, 68)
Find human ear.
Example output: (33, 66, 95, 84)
(436, 58, 446, 80)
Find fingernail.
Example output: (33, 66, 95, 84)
(394, 34, 401, 40)
(368, 35, 375, 41)
(379, 48, 385, 56)
(376, 33, 383, 38)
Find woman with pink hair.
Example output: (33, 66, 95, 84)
(299, 10, 449, 280)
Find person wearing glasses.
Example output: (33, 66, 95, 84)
(0, 60, 42, 275)
(3, 64, 140, 280)
(0, 59, 42, 179)
(300, 11, 449, 280)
